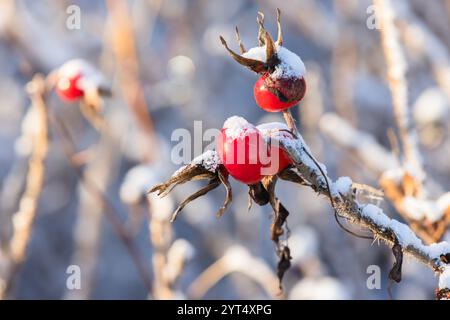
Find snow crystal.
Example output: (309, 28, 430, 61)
(273, 46, 306, 79)
(332, 177, 353, 196)
(242, 45, 306, 80)
(242, 46, 267, 62)
(191, 150, 220, 172)
(223, 116, 258, 139)
(361, 203, 450, 260)
(439, 266, 450, 290)
(361, 204, 392, 228)
(257, 122, 289, 132)
(257, 122, 291, 143)
(389, 219, 423, 248)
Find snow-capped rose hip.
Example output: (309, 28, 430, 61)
(220, 9, 306, 112)
(217, 116, 266, 184)
(56, 70, 83, 101)
(52, 59, 108, 102)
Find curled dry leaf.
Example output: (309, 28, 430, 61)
(277, 246, 292, 290)
(389, 242, 404, 283)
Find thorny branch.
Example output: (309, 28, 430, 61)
(150, 112, 450, 297)
(319, 113, 450, 244)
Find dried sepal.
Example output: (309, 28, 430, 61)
(277, 167, 309, 186)
(148, 151, 233, 222)
(220, 9, 282, 74)
(277, 245, 292, 290)
(170, 179, 221, 222)
(235, 27, 246, 54)
(149, 164, 217, 198)
(276, 8, 282, 46)
(264, 31, 278, 71)
(248, 182, 271, 207)
(257, 12, 265, 46)
(216, 169, 232, 218)
(389, 242, 403, 283)
(219, 36, 266, 73)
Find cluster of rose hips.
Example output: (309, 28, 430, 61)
(217, 9, 306, 185)
(50, 8, 306, 187)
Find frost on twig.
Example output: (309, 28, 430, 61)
(320, 112, 450, 243)
(279, 130, 450, 268)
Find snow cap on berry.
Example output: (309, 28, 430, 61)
(222, 116, 258, 139)
(219, 8, 306, 81)
(57, 59, 106, 93)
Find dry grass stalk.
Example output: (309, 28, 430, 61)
(0, 75, 49, 298)
(106, 0, 157, 163)
(374, 0, 424, 182)
(148, 195, 192, 299)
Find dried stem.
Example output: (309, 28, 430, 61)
(0, 75, 49, 299)
(374, 0, 424, 182)
(106, 0, 157, 163)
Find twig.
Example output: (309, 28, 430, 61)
(374, 0, 424, 182)
(0, 75, 49, 299)
(106, 0, 157, 163)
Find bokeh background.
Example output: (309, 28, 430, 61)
(0, 0, 449, 299)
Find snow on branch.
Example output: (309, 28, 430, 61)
(150, 111, 450, 296)
(320, 112, 450, 244)
(278, 131, 450, 270)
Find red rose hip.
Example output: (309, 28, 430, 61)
(220, 9, 307, 113)
(56, 72, 84, 101)
(217, 117, 266, 184)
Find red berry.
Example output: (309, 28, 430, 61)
(55, 72, 84, 102)
(217, 118, 266, 184)
(254, 75, 306, 112)
(257, 123, 292, 175)
(217, 118, 294, 184)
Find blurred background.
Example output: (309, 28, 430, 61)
(0, 0, 449, 299)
